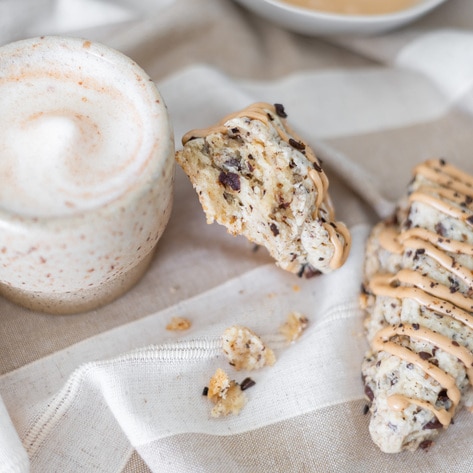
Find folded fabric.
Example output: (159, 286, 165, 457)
(0, 397, 29, 473)
(0, 227, 368, 471)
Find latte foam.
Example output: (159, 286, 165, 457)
(0, 37, 163, 217)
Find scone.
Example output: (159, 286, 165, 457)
(176, 102, 350, 276)
(361, 158, 473, 453)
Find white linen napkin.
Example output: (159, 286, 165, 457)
(0, 397, 29, 473)
(0, 227, 368, 472)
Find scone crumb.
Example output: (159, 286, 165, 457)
(211, 382, 247, 418)
(279, 311, 309, 342)
(206, 368, 247, 417)
(166, 316, 191, 331)
(222, 325, 276, 371)
(207, 368, 231, 403)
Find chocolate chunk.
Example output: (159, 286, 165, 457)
(412, 323, 420, 330)
(297, 264, 306, 278)
(423, 418, 443, 430)
(419, 351, 431, 360)
(437, 389, 449, 403)
(364, 384, 374, 402)
(219, 171, 241, 191)
(363, 404, 370, 415)
(434, 222, 446, 236)
(419, 439, 433, 450)
(448, 276, 459, 293)
(240, 377, 256, 391)
(304, 266, 321, 279)
(415, 248, 425, 256)
(449, 285, 459, 294)
(312, 160, 322, 172)
(274, 103, 287, 118)
(288, 138, 305, 151)
(466, 215, 473, 226)
(202, 386, 209, 396)
(269, 222, 279, 236)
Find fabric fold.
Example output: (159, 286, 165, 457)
(1, 226, 368, 471)
(0, 397, 29, 473)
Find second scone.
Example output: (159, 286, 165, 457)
(176, 102, 350, 276)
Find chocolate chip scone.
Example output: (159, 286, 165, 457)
(361, 158, 473, 453)
(176, 102, 350, 276)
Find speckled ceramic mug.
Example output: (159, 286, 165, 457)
(0, 36, 174, 314)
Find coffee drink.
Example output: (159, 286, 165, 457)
(0, 36, 174, 314)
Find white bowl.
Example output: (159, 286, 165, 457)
(234, 0, 448, 36)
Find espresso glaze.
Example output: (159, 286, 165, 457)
(368, 159, 473, 427)
(182, 102, 351, 269)
(409, 190, 472, 222)
(387, 394, 451, 427)
(373, 323, 473, 425)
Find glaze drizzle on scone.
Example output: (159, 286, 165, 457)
(362, 159, 473, 453)
(177, 103, 350, 275)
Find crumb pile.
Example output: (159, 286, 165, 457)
(203, 317, 308, 418)
(203, 325, 276, 418)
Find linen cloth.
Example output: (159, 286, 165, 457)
(1, 0, 473, 471)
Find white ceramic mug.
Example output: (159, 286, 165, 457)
(0, 36, 174, 314)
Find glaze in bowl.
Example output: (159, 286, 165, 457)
(234, 0, 448, 36)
